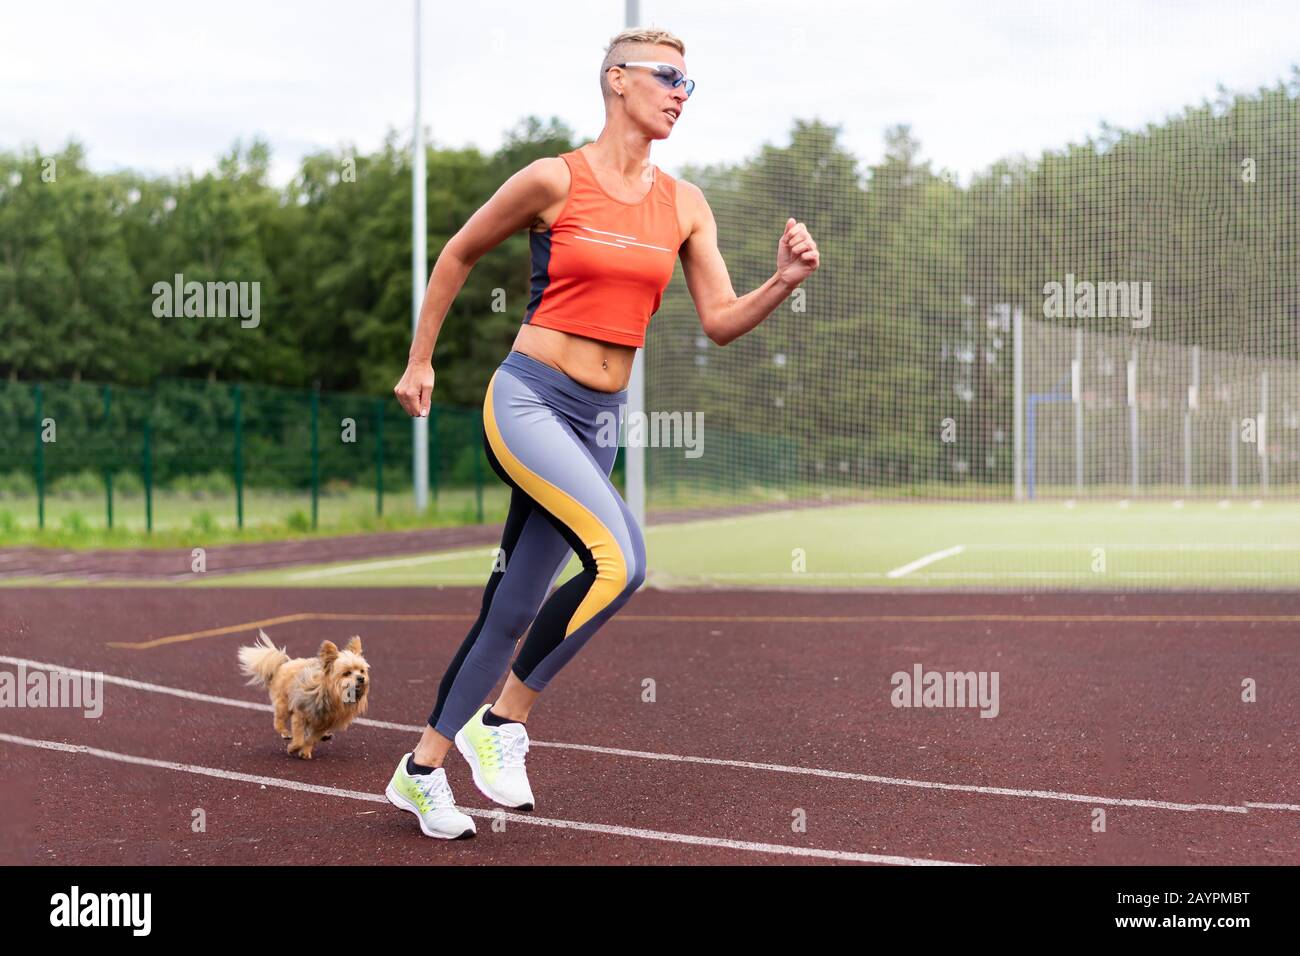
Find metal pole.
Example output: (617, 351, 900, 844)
(1012, 307, 1024, 500)
(411, 0, 429, 513)
(1259, 369, 1269, 494)
(1026, 396, 1037, 501)
(1127, 348, 1138, 497)
(1185, 345, 1198, 492)
(624, 0, 647, 575)
(1072, 327, 1083, 494)
(1230, 416, 1239, 493)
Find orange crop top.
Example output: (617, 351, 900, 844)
(522, 147, 682, 348)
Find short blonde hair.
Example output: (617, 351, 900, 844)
(600, 28, 686, 101)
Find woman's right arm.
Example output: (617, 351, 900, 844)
(394, 157, 567, 417)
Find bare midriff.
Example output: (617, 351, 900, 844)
(511, 324, 636, 393)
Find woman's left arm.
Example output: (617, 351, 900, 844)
(677, 180, 820, 347)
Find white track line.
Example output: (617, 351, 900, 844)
(886, 545, 965, 579)
(4, 655, 1285, 816)
(0, 655, 417, 729)
(530, 741, 1255, 813)
(285, 548, 496, 580)
(0, 733, 964, 866)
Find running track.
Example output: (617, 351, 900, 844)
(1, 588, 1297, 865)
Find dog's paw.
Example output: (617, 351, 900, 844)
(321, 734, 333, 741)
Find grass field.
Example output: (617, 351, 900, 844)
(158, 498, 1300, 590)
(0, 486, 508, 548)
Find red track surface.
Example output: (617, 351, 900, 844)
(2, 587, 1297, 865)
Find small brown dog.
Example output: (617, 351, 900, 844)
(237, 629, 370, 759)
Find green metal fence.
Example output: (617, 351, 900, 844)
(0, 378, 541, 533)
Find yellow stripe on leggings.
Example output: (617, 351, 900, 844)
(483, 370, 628, 637)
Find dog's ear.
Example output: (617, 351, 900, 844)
(345, 635, 363, 654)
(318, 640, 339, 671)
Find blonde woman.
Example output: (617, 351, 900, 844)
(387, 27, 819, 839)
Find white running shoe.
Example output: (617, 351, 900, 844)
(455, 704, 535, 811)
(385, 752, 477, 839)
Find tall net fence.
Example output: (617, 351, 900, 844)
(646, 84, 1300, 510)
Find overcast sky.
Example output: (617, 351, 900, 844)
(3, 0, 1297, 186)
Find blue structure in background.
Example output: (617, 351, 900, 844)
(1026, 372, 1073, 500)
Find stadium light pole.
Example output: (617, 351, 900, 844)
(624, 0, 647, 544)
(411, 0, 429, 513)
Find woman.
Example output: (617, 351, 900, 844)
(385, 27, 819, 839)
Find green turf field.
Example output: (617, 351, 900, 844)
(172, 498, 1300, 590)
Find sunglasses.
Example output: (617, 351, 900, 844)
(610, 61, 695, 97)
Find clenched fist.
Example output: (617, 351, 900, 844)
(776, 217, 820, 287)
(393, 359, 435, 418)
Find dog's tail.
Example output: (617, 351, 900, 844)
(237, 629, 289, 687)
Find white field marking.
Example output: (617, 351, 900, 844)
(1245, 802, 1300, 811)
(0, 733, 966, 866)
(646, 509, 799, 532)
(285, 547, 495, 580)
(3, 656, 1281, 816)
(886, 545, 965, 579)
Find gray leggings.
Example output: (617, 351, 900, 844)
(428, 350, 647, 739)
